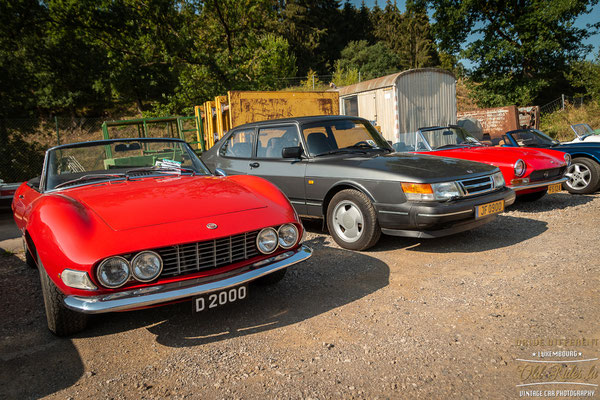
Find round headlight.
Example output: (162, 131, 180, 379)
(564, 153, 571, 166)
(257, 227, 278, 254)
(97, 257, 131, 288)
(278, 224, 299, 249)
(514, 159, 526, 177)
(131, 251, 163, 282)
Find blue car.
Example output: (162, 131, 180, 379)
(502, 129, 600, 194)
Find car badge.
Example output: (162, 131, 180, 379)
(206, 223, 218, 230)
(466, 170, 473, 174)
(544, 171, 549, 178)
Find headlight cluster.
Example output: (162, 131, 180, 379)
(401, 182, 461, 201)
(492, 171, 505, 188)
(257, 224, 299, 254)
(97, 251, 163, 289)
(514, 159, 526, 177)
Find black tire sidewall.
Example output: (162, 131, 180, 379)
(326, 189, 381, 251)
(564, 158, 600, 194)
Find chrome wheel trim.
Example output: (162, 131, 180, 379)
(332, 200, 364, 243)
(565, 163, 591, 190)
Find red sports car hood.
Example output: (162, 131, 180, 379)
(431, 146, 566, 169)
(59, 176, 268, 231)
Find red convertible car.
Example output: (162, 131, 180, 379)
(12, 138, 311, 336)
(393, 126, 570, 201)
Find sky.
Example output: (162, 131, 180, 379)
(348, 0, 600, 66)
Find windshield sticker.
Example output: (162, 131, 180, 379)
(155, 159, 182, 173)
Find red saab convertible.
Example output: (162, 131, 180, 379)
(12, 138, 311, 336)
(393, 126, 570, 201)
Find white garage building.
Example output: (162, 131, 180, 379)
(337, 68, 457, 142)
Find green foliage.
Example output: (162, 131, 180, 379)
(332, 62, 360, 87)
(430, 0, 598, 107)
(335, 40, 401, 80)
(567, 54, 600, 105)
(540, 102, 600, 141)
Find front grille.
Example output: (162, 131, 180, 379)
(529, 167, 566, 182)
(156, 230, 260, 278)
(458, 175, 494, 197)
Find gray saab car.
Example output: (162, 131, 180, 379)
(202, 116, 516, 250)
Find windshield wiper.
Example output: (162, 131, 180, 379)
(54, 173, 126, 189)
(315, 149, 367, 157)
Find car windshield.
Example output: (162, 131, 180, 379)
(43, 139, 211, 191)
(392, 126, 481, 152)
(508, 129, 558, 147)
(301, 119, 392, 156)
(571, 123, 600, 138)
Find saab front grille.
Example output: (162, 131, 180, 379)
(529, 167, 566, 182)
(156, 231, 260, 278)
(458, 175, 494, 197)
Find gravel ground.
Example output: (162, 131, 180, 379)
(1, 192, 599, 399)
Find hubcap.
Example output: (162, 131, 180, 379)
(332, 200, 364, 243)
(565, 163, 591, 190)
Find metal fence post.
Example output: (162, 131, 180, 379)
(359, 71, 361, 83)
(55, 116, 60, 145)
(561, 94, 565, 110)
(312, 74, 315, 90)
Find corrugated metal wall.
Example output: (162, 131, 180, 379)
(338, 69, 456, 143)
(396, 70, 456, 137)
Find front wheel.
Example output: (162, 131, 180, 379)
(39, 260, 88, 336)
(326, 189, 381, 251)
(564, 157, 600, 194)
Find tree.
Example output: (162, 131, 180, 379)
(335, 40, 402, 80)
(429, 0, 599, 107)
(396, 2, 439, 69)
(567, 53, 600, 105)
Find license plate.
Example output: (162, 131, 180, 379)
(476, 200, 504, 218)
(194, 285, 248, 313)
(547, 183, 562, 194)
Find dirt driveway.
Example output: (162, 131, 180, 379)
(1, 193, 599, 399)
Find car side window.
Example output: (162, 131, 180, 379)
(219, 129, 255, 158)
(256, 126, 300, 159)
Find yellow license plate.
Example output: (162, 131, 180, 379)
(476, 200, 504, 218)
(547, 183, 562, 194)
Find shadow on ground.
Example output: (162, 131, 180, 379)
(0, 252, 84, 399)
(302, 215, 548, 254)
(509, 192, 595, 213)
(79, 236, 390, 348)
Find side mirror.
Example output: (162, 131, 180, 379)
(282, 146, 303, 159)
(215, 168, 227, 177)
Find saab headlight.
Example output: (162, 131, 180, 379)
(61, 269, 97, 290)
(431, 181, 461, 200)
(257, 227, 278, 254)
(564, 153, 571, 166)
(278, 224, 299, 249)
(514, 159, 526, 177)
(492, 171, 505, 188)
(131, 251, 163, 282)
(401, 182, 435, 201)
(402, 182, 461, 201)
(97, 256, 131, 288)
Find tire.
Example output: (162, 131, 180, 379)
(564, 157, 600, 194)
(39, 259, 88, 336)
(517, 189, 547, 202)
(23, 237, 36, 268)
(326, 189, 381, 251)
(254, 268, 287, 285)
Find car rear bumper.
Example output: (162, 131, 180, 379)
(508, 177, 568, 192)
(64, 245, 312, 314)
(375, 187, 516, 238)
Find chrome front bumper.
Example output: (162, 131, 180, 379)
(508, 177, 567, 192)
(64, 245, 312, 314)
